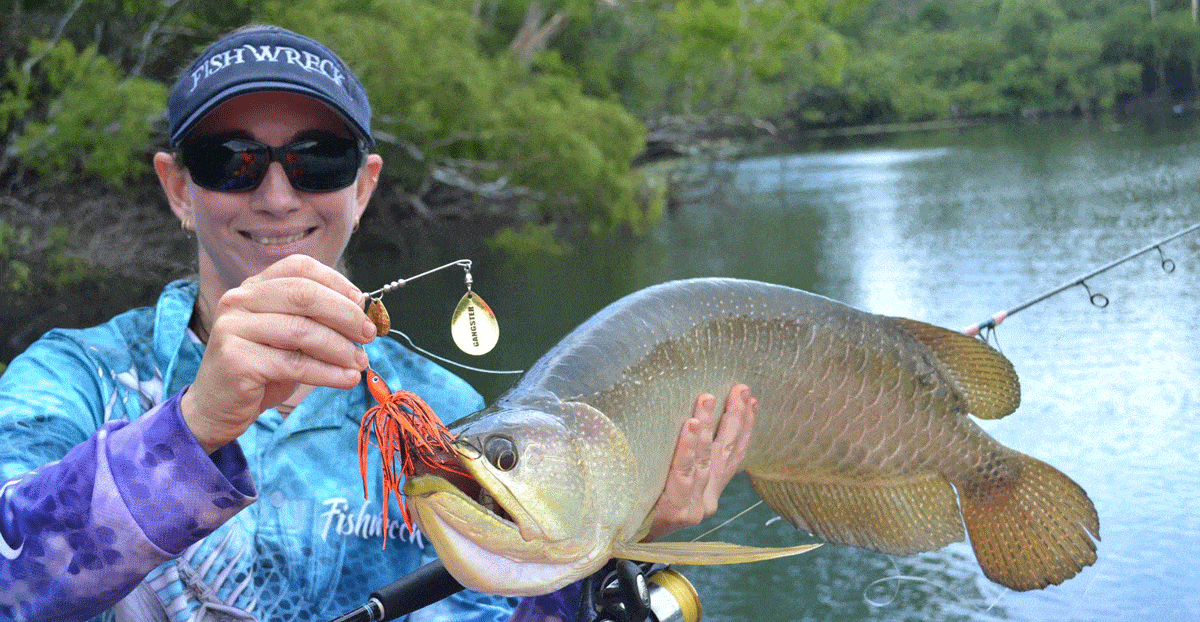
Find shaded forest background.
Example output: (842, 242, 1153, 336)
(3, 0, 1199, 366)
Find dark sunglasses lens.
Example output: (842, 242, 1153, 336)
(183, 138, 267, 192)
(285, 138, 362, 192)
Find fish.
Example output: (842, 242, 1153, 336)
(402, 278, 1099, 596)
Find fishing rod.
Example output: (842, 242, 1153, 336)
(328, 560, 463, 622)
(962, 221, 1200, 339)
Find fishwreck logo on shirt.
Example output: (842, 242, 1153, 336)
(320, 497, 427, 548)
(189, 45, 346, 92)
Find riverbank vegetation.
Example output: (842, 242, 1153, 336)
(2, 0, 1198, 364)
(803, 0, 1198, 126)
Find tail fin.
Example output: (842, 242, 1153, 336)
(958, 453, 1099, 591)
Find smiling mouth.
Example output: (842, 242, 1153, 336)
(242, 228, 316, 245)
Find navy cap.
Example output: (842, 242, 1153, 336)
(168, 26, 373, 147)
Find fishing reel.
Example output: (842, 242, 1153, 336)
(577, 559, 702, 622)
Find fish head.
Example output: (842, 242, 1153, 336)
(403, 399, 639, 596)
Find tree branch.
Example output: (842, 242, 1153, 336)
(20, 0, 86, 75)
(508, 2, 567, 68)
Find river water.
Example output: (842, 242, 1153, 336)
(353, 117, 1200, 621)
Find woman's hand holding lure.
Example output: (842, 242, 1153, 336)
(181, 255, 375, 454)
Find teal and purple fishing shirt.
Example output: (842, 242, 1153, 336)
(0, 279, 575, 621)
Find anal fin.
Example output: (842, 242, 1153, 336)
(750, 471, 965, 556)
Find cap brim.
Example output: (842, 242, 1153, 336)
(170, 80, 373, 147)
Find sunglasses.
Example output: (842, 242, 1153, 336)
(180, 134, 367, 193)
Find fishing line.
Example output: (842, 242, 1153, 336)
(861, 557, 1005, 613)
(962, 221, 1200, 342)
(862, 571, 1002, 611)
(388, 329, 524, 376)
(689, 500, 764, 542)
(863, 573, 942, 607)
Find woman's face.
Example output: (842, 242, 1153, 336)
(158, 91, 381, 296)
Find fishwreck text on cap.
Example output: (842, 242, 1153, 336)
(168, 25, 373, 147)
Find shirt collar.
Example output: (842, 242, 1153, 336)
(155, 279, 204, 400)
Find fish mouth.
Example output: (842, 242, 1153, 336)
(401, 442, 591, 595)
(405, 448, 516, 527)
(403, 442, 543, 541)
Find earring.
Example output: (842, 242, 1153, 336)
(181, 219, 194, 239)
(353, 220, 360, 233)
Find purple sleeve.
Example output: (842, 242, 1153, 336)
(0, 389, 257, 622)
(508, 582, 582, 622)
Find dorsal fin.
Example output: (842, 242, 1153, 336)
(889, 317, 1021, 419)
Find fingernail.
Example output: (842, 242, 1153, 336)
(356, 348, 370, 369)
(363, 319, 377, 341)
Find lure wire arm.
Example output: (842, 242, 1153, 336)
(367, 259, 474, 298)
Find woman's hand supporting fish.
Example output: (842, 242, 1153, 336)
(642, 384, 757, 542)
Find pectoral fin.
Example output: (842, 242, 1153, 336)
(612, 540, 821, 565)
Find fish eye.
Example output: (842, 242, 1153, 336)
(484, 435, 517, 471)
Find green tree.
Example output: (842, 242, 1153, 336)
(263, 0, 652, 234)
(0, 0, 252, 186)
(1046, 21, 1142, 111)
(6, 38, 166, 186)
(658, 0, 862, 115)
(997, 0, 1068, 59)
(789, 0, 1166, 126)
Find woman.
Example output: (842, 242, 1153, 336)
(0, 26, 755, 622)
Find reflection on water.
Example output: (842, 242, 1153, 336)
(352, 118, 1200, 621)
